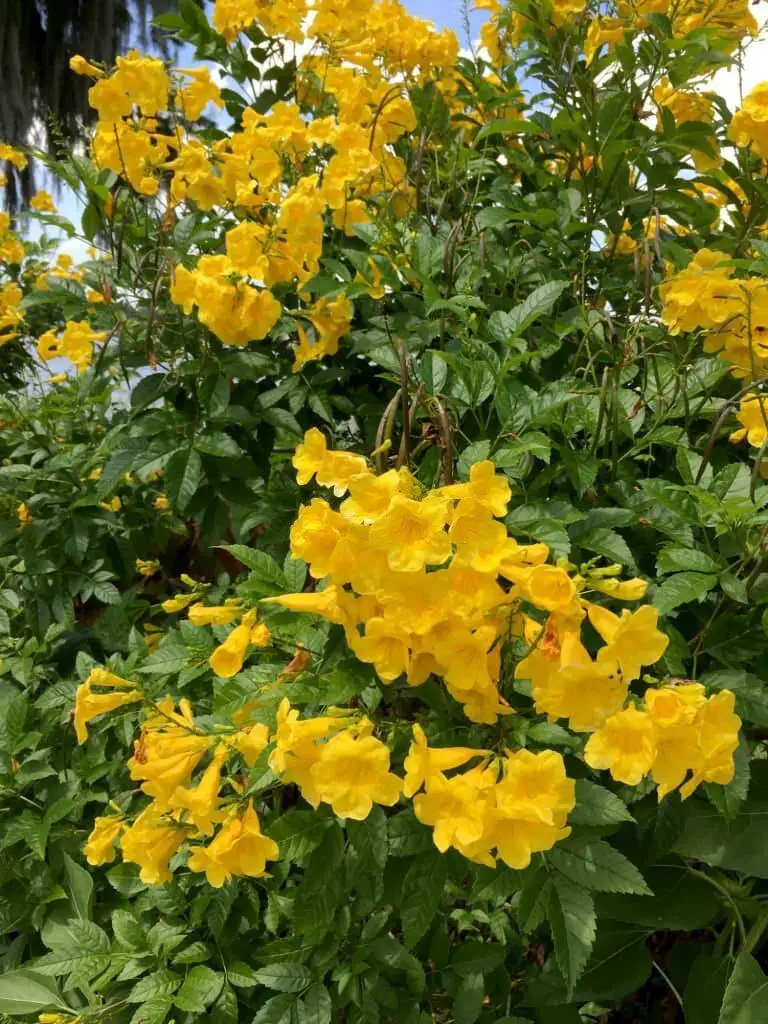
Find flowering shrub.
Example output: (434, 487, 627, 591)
(2, 0, 768, 1021)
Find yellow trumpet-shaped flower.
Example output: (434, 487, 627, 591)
(83, 816, 125, 866)
(187, 801, 279, 888)
(403, 723, 485, 798)
(74, 682, 143, 744)
(169, 744, 229, 836)
(310, 728, 402, 820)
(120, 804, 184, 886)
(210, 610, 258, 678)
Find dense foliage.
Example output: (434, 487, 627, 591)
(1, 0, 768, 1021)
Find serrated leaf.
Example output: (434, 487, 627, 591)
(569, 781, 635, 827)
(136, 644, 189, 675)
(252, 993, 297, 1024)
(174, 965, 224, 1011)
(253, 963, 312, 992)
(504, 281, 568, 337)
(63, 852, 93, 920)
(400, 852, 447, 949)
(220, 545, 285, 593)
(265, 810, 333, 862)
(653, 572, 717, 614)
(283, 554, 307, 592)
(549, 878, 597, 995)
(452, 970, 484, 1024)
(549, 839, 652, 895)
(128, 969, 180, 1003)
(657, 548, 721, 574)
(295, 983, 332, 1024)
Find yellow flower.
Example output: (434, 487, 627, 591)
(210, 610, 258, 677)
(584, 705, 656, 786)
(99, 496, 122, 513)
(136, 558, 160, 578)
(587, 604, 669, 682)
(268, 698, 346, 805)
(154, 494, 170, 510)
(414, 764, 495, 856)
(439, 460, 511, 516)
(128, 701, 211, 809)
(187, 801, 279, 888)
(162, 593, 196, 614)
(16, 502, 31, 529)
(74, 681, 143, 744)
(230, 723, 270, 767)
(120, 803, 185, 886)
(730, 394, 768, 449)
(315, 450, 369, 497)
(448, 499, 509, 572)
(83, 816, 125, 866)
(187, 602, 241, 627)
(403, 723, 484, 798)
(679, 690, 741, 800)
(352, 617, 411, 682)
(70, 54, 104, 77)
(292, 427, 330, 486)
(169, 744, 229, 836)
(311, 728, 402, 820)
(369, 494, 451, 572)
(340, 468, 413, 523)
(30, 191, 57, 213)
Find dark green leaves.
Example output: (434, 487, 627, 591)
(166, 448, 202, 513)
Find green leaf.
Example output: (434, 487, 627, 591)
(569, 781, 634, 827)
(63, 852, 93, 920)
(548, 839, 652, 895)
(252, 993, 297, 1024)
(684, 954, 731, 1024)
(504, 281, 568, 338)
(452, 971, 484, 1024)
(227, 962, 262, 988)
(137, 644, 190, 675)
(262, 406, 303, 437)
(174, 965, 224, 1012)
(128, 970, 180, 1003)
(283, 554, 307, 592)
(129, 998, 174, 1024)
(165, 448, 202, 513)
(451, 941, 506, 976)
(718, 954, 768, 1024)
(653, 572, 718, 614)
(211, 983, 239, 1024)
(475, 118, 540, 141)
(0, 970, 66, 1014)
(295, 983, 332, 1024)
(220, 545, 285, 592)
(656, 548, 721, 574)
(401, 852, 447, 949)
(548, 877, 596, 995)
(595, 864, 720, 931)
(266, 810, 333, 862)
(673, 795, 768, 877)
(253, 963, 312, 992)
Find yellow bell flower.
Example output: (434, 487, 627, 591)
(83, 816, 125, 866)
(120, 804, 185, 886)
(584, 705, 657, 786)
(403, 723, 484, 798)
(310, 728, 402, 820)
(230, 723, 270, 767)
(74, 682, 143, 744)
(368, 494, 451, 573)
(210, 610, 258, 678)
(169, 744, 229, 836)
(187, 601, 241, 627)
(587, 604, 669, 682)
(187, 801, 279, 888)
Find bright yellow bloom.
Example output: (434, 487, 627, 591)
(30, 191, 57, 213)
(136, 558, 160, 578)
(679, 690, 741, 799)
(268, 698, 346, 806)
(210, 610, 258, 677)
(99, 496, 121, 513)
(352, 617, 411, 681)
(584, 705, 657, 785)
(74, 681, 143, 744)
(587, 604, 669, 682)
(120, 803, 184, 886)
(187, 602, 241, 627)
(439, 460, 511, 516)
(730, 394, 768, 449)
(310, 728, 402, 820)
(230, 723, 270, 766)
(154, 494, 170, 510)
(340, 468, 413, 523)
(70, 55, 104, 77)
(162, 593, 196, 614)
(169, 744, 229, 836)
(128, 701, 211, 809)
(16, 502, 31, 529)
(403, 723, 483, 798)
(369, 494, 451, 572)
(83, 816, 125, 866)
(187, 801, 279, 887)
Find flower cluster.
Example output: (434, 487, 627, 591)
(660, 247, 768, 452)
(270, 430, 666, 728)
(585, 684, 740, 800)
(586, 0, 757, 65)
(0, 281, 23, 346)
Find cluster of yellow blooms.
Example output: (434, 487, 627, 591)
(585, 0, 757, 65)
(660, 246, 768, 451)
(0, 212, 24, 267)
(0, 281, 23, 346)
(66, 0, 457, 370)
(71, 432, 743, 886)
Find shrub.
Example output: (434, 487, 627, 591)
(1, 1, 768, 1021)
